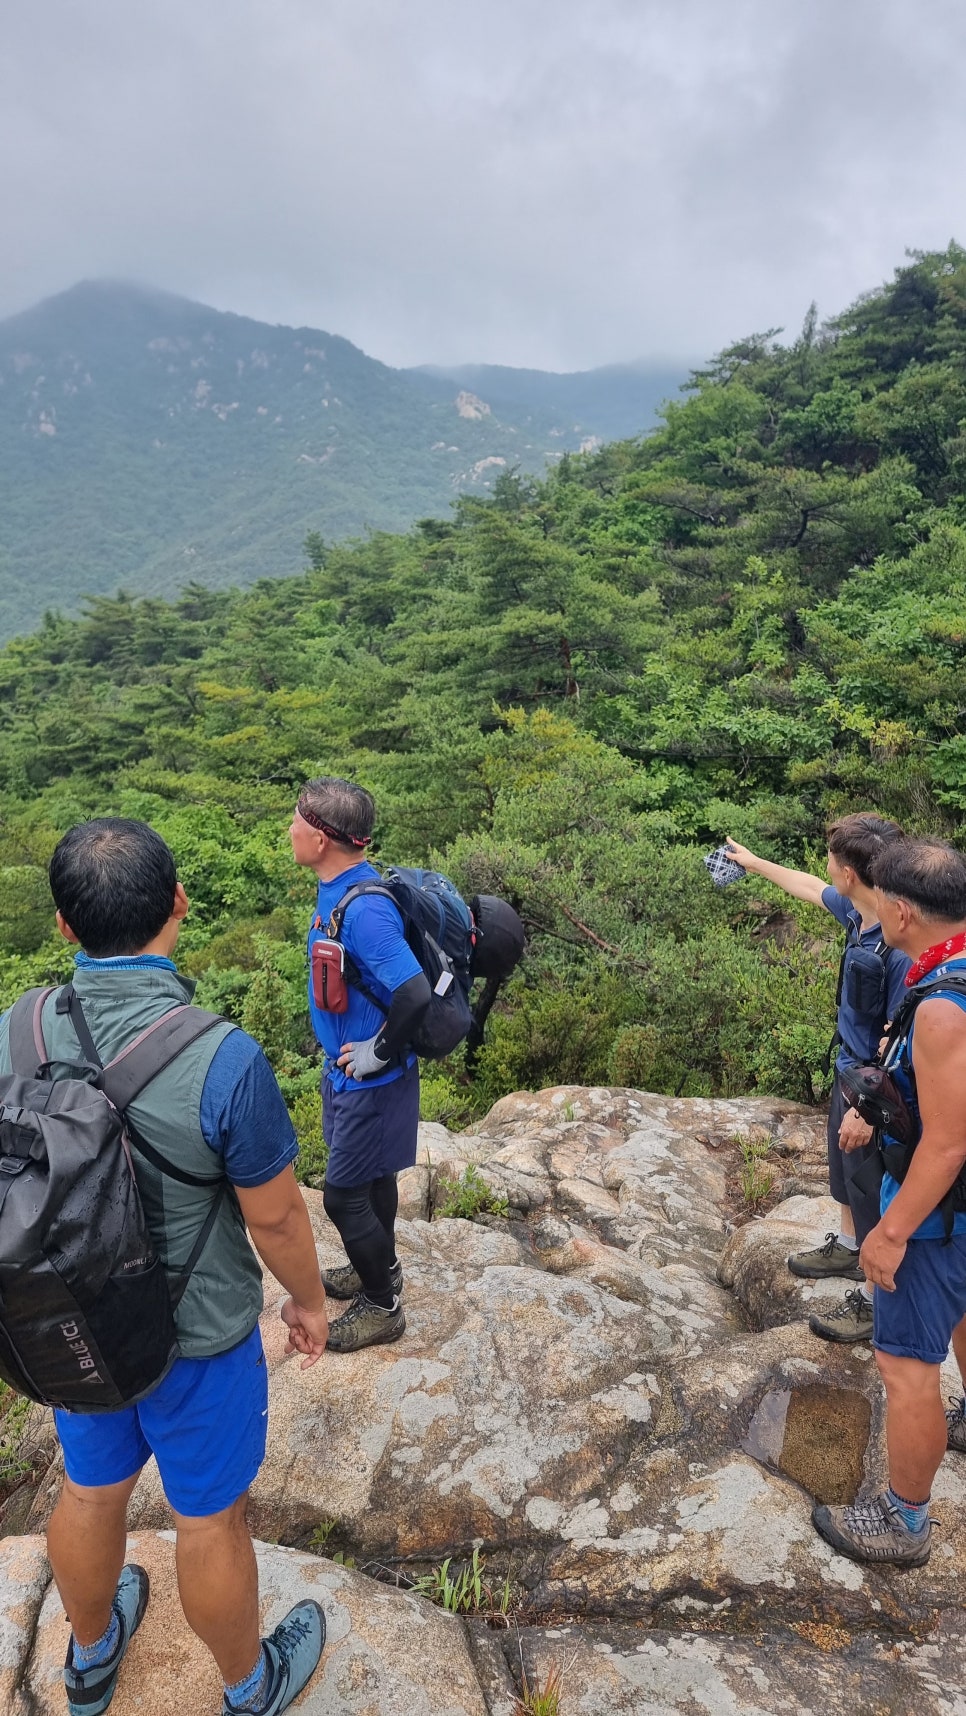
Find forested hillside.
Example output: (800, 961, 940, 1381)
(2, 246, 965, 1139)
(0, 282, 678, 638)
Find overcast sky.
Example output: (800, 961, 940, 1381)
(3, 0, 963, 371)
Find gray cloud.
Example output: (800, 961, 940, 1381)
(2, 0, 964, 368)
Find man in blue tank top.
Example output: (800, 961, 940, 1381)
(291, 777, 431, 1354)
(813, 838, 966, 1568)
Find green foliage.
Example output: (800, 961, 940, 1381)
(0, 1383, 33, 1491)
(289, 1090, 328, 1187)
(736, 1135, 776, 1209)
(411, 1547, 510, 1616)
(435, 1165, 510, 1221)
(3, 247, 966, 1112)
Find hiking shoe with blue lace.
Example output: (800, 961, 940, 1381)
(326, 1292, 406, 1352)
(223, 1601, 326, 1715)
(812, 1491, 932, 1567)
(321, 1258, 403, 1300)
(946, 1395, 966, 1452)
(788, 1232, 864, 1281)
(64, 1564, 149, 1716)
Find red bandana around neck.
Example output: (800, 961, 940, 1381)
(905, 931, 966, 987)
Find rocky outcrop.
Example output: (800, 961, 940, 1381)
(6, 1533, 488, 1716)
(11, 1085, 966, 1711)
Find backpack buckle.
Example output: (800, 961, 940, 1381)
(0, 1157, 27, 1176)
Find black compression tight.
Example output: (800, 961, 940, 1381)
(322, 1175, 399, 1307)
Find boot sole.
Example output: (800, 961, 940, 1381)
(788, 1259, 864, 1281)
(808, 1315, 872, 1344)
(812, 1507, 931, 1567)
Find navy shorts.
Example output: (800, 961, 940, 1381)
(54, 1325, 268, 1517)
(874, 1235, 966, 1365)
(323, 1060, 420, 1188)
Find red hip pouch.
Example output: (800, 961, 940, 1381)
(311, 939, 349, 1012)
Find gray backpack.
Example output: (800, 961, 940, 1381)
(0, 984, 228, 1411)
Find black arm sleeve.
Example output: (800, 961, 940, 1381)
(374, 972, 432, 1059)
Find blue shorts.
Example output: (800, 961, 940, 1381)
(323, 1059, 420, 1188)
(874, 1235, 966, 1365)
(54, 1326, 268, 1517)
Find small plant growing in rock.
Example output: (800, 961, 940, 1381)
(411, 1548, 514, 1618)
(515, 1657, 568, 1715)
(307, 1519, 337, 1553)
(435, 1164, 509, 1221)
(737, 1134, 775, 1208)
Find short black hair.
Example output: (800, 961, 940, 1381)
(873, 837, 966, 923)
(298, 777, 375, 846)
(827, 813, 905, 887)
(49, 819, 178, 957)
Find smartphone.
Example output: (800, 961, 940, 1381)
(311, 939, 349, 1012)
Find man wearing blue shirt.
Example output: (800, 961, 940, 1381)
(726, 815, 909, 1342)
(291, 777, 431, 1353)
(814, 838, 966, 1566)
(0, 819, 327, 1716)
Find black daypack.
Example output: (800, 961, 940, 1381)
(821, 923, 888, 1076)
(0, 985, 229, 1411)
(329, 868, 525, 1061)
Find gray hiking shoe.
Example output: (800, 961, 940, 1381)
(808, 1286, 874, 1344)
(812, 1492, 932, 1567)
(326, 1292, 406, 1353)
(788, 1232, 864, 1281)
(64, 1564, 149, 1716)
(223, 1600, 325, 1715)
(321, 1258, 403, 1301)
(946, 1395, 966, 1453)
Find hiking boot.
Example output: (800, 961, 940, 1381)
(223, 1601, 326, 1715)
(321, 1258, 403, 1301)
(788, 1232, 864, 1281)
(326, 1292, 406, 1353)
(812, 1492, 932, 1567)
(64, 1564, 149, 1716)
(946, 1395, 966, 1453)
(808, 1287, 874, 1344)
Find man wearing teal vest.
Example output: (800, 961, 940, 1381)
(0, 819, 328, 1716)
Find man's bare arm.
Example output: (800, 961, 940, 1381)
(724, 839, 827, 908)
(236, 1167, 328, 1366)
(861, 1000, 966, 1288)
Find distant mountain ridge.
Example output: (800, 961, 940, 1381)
(0, 281, 685, 638)
(407, 360, 685, 446)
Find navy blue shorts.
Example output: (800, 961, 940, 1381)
(54, 1325, 267, 1517)
(874, 1235, 966, 1365)
(323, 1060, 420, 1187)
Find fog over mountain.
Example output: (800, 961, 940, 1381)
(0, 281, 682, 638)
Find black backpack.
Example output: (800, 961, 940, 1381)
(329, 868, 525, 1061)
(0, 984, 229, 1411)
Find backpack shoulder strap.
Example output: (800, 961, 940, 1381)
(96, 1004, 230, 1111)
(328, 881, 407, 940)
(6, 987, 56, 1077)
(885, 972, 966, 1056)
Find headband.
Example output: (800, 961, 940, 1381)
(297, 797, 371, 848)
